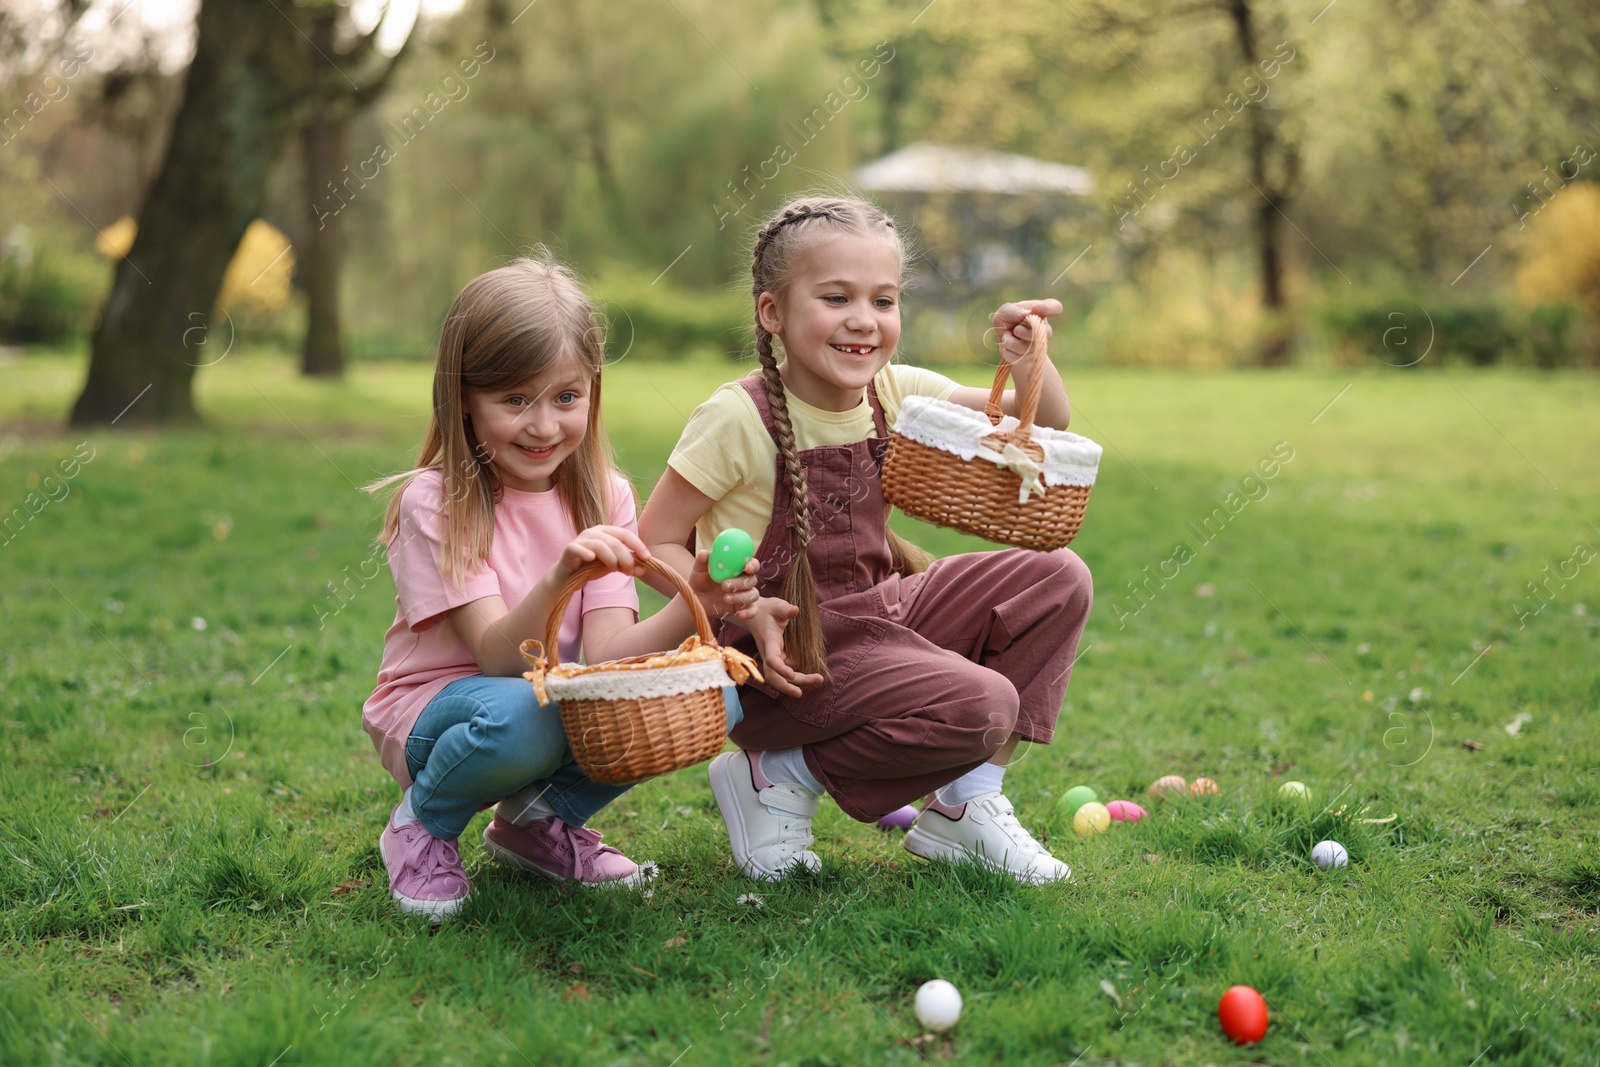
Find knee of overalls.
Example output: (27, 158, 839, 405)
(940, 663, 1020, 756)
(1044, 547, 1094, 610)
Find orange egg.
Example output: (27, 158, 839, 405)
(1189, 777, 1219, 796)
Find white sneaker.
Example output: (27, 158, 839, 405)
(707, 750, 823, 881)
(903, 790, 1071, 885)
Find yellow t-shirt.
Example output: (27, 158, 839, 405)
(668, 363, 961, 550)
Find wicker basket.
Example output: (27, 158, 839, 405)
(882, 315, 1097, 551)
(519, 557, 763, 786)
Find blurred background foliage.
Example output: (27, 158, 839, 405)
(2, 0, 1599, 378)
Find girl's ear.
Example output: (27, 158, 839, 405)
(756, 291, 784, 336)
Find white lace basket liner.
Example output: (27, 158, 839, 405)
(893, 397, 1103, 499)
(880, 313, 1100, 552)
(518, 557, 763, 785)
(523, 637, 760, 705)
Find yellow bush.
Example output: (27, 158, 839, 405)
(220, 220, 295, 314)
(1516, 182, 1600, 316)
(94, 216, 136, 259)
(95, 217, 295, 314)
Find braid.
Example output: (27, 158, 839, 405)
(753, 321, 831, 680)
(754, 331, 813, 552)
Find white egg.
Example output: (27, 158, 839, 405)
(914, 979, 962, 1032)
(1312, 839, 1349, 871)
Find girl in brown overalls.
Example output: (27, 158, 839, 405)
(639, 196, 1093, 885)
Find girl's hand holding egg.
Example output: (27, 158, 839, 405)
(708, 527, 756, 582)
(688, 541, 760, 623)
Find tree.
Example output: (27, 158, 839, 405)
(407, 0, 849, 292)
(809, 0, 928, 157)
(70, 0, 303, 425)
(1288, 0, 1569, 294)
(68, 0, 413, 422)
(1223, 0, 1298, 364)
(893, 0, 1306, 364)
(298, 2, 413, 378)
(0, 1, 94, 215)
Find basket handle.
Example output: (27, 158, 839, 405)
(532, 555, 716, 669)
(983, 313, 1049, 441)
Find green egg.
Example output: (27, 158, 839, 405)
(1059, 784, 1098, 817)
(1278, 781, 1311, 801)
(709, 527, 756, 582)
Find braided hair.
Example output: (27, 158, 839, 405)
(749, 196, 932, 679)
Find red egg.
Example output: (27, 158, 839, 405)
(1106, 800, 1148, 822)
(1217, 985, 1269, 1044)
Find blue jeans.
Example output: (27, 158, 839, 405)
(404, 675, 744, 841)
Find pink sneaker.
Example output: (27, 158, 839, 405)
(379, 812, 471, 921)
(482, 815, 656, 889)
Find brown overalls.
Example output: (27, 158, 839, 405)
(715, 376, 1095, 822)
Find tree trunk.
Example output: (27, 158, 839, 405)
(1228, 0, 1293, 367)
(295, 6, 412, 378)
(300, 16, 347, 379)
(1255, 186, 1291, 366)
(70, 0, 300, 426)
(1248, 110, 1292, 366)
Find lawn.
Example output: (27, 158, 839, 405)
(2, 349, 1597, 1066)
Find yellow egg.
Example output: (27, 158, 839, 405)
(1073, 801, 1111, 836)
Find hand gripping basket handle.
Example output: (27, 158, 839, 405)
(983, 313, 1049, 442)
(539, 555, 715, 667)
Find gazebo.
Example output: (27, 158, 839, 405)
(854, 142, 1094, 296)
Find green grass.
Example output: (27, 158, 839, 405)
(2, 349, 1597, 1065)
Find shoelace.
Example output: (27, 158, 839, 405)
(775, 816, 815, 855)
(400, 830, 465, 884)
(982, 798, 1042, 856)
(756, 779, 818, 856)
(558, 822, 625, 878)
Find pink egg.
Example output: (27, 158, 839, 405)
(1149, 774, 1188, 798)
(877, 804, 918, 831)
(1106, 800, 1148, 823)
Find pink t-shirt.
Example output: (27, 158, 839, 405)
(361, 469, 641, 786)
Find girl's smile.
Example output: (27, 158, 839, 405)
(514, 442, 559, 460)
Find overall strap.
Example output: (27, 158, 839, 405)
(739, 373, 891, 444)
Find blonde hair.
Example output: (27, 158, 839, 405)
(750, 195, 934, 679)
(367, 256, 618, 587)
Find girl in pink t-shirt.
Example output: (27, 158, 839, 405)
(362, 257, 758, 920)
